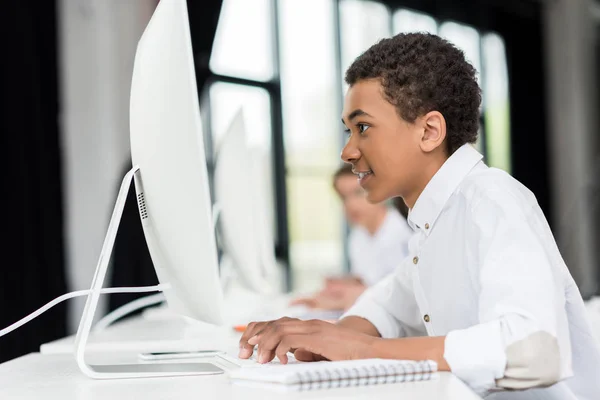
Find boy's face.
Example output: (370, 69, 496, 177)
(334, 174, 383, 226)
(341, 79, 426, 204)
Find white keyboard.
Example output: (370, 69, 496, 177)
(217, 349, 299, 368)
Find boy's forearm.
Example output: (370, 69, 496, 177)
(367, 336, 451, 371)
(336, 316, 381, 337)
(337, 317, 450, 370)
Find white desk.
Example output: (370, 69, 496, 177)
(0, 352, 481, 400)
(6, 289, 482, 399)
(40, 290, 343, 355)
(40, 315, 236, 354)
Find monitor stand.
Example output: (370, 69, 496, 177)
(74, 166, 224, 379)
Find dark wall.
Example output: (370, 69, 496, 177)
(0, 1, 67, 362)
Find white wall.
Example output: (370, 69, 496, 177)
(57, 0, 157, 332)
(544, 0, 600, 297)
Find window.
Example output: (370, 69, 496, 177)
(210, 0, 274, 81)
(439, 22, 482, 84)
(482, 33, 511, 173)
(394, 9, 437, 34)
(340, 0, 392, 92)
(278, 0, 344, 291)
(207, 0, 287, 290)
(209, 82, 276, 238)
(439, 21, 485, 152)
(209, 82, 272, 152)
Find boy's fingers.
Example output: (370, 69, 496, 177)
(238, 321, 267, 358)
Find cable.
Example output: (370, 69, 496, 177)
(93, 292, 166, 331)
(0, 284, 167, 339)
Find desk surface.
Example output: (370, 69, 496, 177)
(9, 290, 482, 399)
(0, 352, 481, 400)
(39, 292, 343, 355)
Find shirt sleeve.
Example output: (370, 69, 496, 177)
(444, 188, 566, 393)
(342, 265, 416, 339)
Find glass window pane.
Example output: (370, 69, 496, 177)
(340, 0, 391, 91)
(278, 0, 339, 168)
(278, 0, 344, 291)
(209, 82, 272, 151)
(209, 82, 275, 239)
(439, 21, 481, 83)
(439, 22, 483, 151)
(482, 33, 511, 173)
(393, 9, 437, 35)
(288, 175, 344, 292)
(210, 0, 274, 81)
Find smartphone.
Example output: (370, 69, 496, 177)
(138, 350, 222, 361)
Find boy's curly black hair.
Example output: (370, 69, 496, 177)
(345, 33, 481, 154)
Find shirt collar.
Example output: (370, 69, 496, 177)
(407, 144, 484, 234)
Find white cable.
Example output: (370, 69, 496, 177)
(0, 284, 167, 339)
(93, 292, 165, 332)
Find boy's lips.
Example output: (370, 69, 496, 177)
(351, 166, 374, 187)
(357, 171, 373, 186)
(356, 171, 372, 179)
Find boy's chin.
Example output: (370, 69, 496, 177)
(365, 189, 388, 204)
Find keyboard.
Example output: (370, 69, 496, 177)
(217, 349, 299, 368)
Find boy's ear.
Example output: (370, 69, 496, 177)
(419, 111, 447, 154)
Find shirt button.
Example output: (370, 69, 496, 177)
(425, 223, 430, 230)
(423, 314, 430, 323)
(412, 256, 419, 265)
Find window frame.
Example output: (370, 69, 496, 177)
(202, 0, 291, 290)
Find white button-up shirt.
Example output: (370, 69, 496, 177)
(343, 144, 600, 399)
(349, 207, 413, 286)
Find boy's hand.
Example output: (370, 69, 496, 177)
(238, 317, 377, 364)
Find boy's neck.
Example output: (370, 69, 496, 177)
(364, 207, 388, 236)
(404, 153, 449, 209)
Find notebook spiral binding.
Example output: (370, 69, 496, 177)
(293, 360, 436, 391)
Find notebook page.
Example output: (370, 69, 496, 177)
(228, 358, 437, 385)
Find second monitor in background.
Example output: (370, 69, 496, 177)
(213, 110, 282, 296)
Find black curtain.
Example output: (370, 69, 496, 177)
(0, 1, 67, 362)
(107, 0, 224, 314)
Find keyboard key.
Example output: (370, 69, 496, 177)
(217, 349, 299, 368)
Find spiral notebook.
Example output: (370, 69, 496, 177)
(228, 358, 438, 391)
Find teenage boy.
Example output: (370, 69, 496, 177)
(239, 33, 600, 399)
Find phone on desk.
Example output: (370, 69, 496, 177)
(138, 350, 222, 361)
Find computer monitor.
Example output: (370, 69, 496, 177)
(213, 110, 281, 295)
(74, 0, 224, 379)
(129, 1, 222, 327)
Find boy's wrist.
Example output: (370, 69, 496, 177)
(363, 335, 451, 371)
(354, 334, 381, 359)
(367, 336, 388, 359)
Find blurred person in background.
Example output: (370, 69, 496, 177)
(291, 164, 413, 311)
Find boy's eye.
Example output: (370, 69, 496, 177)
(343, 124, 369, 136)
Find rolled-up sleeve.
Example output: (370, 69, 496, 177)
(444, 190, 568, 393)
(342, 269, 415, 339)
